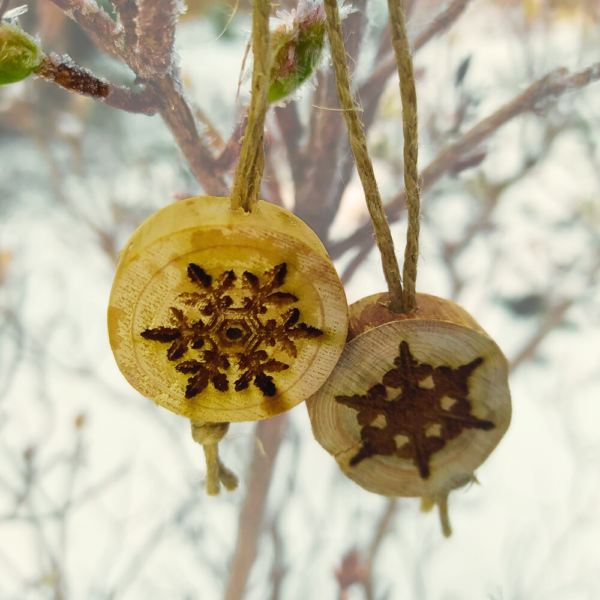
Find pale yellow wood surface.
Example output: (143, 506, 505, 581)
(108, 196, 348, 422)
(308, 295, 511, 498)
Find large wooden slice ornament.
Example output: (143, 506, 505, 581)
(307, 293, 511, 535)
(108, 196, 348, 424)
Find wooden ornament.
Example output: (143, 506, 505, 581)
(108, 196, 348, 424)
(307, 292, 511, 535)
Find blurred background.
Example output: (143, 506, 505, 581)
(1, 0, 600, 598)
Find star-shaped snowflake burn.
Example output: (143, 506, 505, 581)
(141, 262, 323, 399)
(335, 341, 494, 479)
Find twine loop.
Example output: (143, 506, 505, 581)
(230, 0, 272, 213)
(191, 420, 239, 496)
(323, 0, 421, 314)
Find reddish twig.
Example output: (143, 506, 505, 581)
(137, 0, 179, 78)
(294, 0, 367, 240)
(35, 53, 160, 115)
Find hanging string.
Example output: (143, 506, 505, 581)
(191, 421, 239, 495)
(323, 0, 405, 313)
(230, 0, 272, 213)
(387, 0, 420, 311)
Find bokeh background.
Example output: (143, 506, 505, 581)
(1, 0, 600, 598)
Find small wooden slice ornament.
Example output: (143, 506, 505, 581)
(108, 196, 348, 423)
(313, 0, 512, 535)
(308, 293, 511, 535)
(107, 0, 349, 496)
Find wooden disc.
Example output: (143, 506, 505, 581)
(108, 196, 348, 422)
(307, 293, 511, 497)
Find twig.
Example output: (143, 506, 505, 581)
(111, 0, 139, 54)
(341, 242, 371, 285)
(216, 115, 248, 172)
(150, 73, 229, 196)
(509, 299, 574, 372)
(48, 0, 128, 63)
(362, 498, 398, 599)
(137, 0, 179, 78)
(329, 62, 600, 260)
(361, 0, 473, 108)
(48, 0, 228, 195)
(324, 0, 404, 311)
(224, 416, 287, 600)
(294, 0, 366, 241)
(35, 53, 160, 115)
(321, 0, 472, 245)
(274, 103, 305, 187)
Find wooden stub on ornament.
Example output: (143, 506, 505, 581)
(108, 196, 348, 423)
(307, 293, 511, 503)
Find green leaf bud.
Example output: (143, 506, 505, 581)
(268, 2, 327, 104)
(0, 21, 43, 85)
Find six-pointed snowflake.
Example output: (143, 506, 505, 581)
(141, 262, 323, 399)
(335, 341, 494, 479)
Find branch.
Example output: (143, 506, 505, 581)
(150, 73, 229, 195)
(224, 416, 287, 600)
(48, 0, 128, 64)
(274, 103, 305, 188)
(363, 499, 398, 600)
(509, 299, 574, 373)
(329, 63, 600, 259)
(49, 0, 227, 195)
(137, 0, 179, 78)
(322, 0, 473, 243)
(35, 53, 160, 115)
(294, 0, 367, 240)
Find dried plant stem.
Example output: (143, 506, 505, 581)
(388, 0, 420, 311)
(323, 0, 405, 312)
(230, 0, 272, 212)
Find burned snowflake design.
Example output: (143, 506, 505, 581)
(141, 262, 323, 399)
(335, 341, 494, 479)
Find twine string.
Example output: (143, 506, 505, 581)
(191, 421, 239, 495)
(388, 0, 420, 311)
(230, 0, 271, 213)
(323, 0, 405, 313)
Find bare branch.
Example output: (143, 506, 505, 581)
(215, 115, 248, 172)
(151, 72, 229, 195)
(137, 0, 179, 77)
(274, 103, 305, 188)
(509, 299, 574, 373)
(329, 63, 600, 259)
(112, 0, 139, 54)
(294, 0, 367, 240)
(321, 0, 474, 240)
(224, 416, 287, 600)
(35, 53, 160, 115)
(49, 0, 128, 63)
(49, 0, 226, 194)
